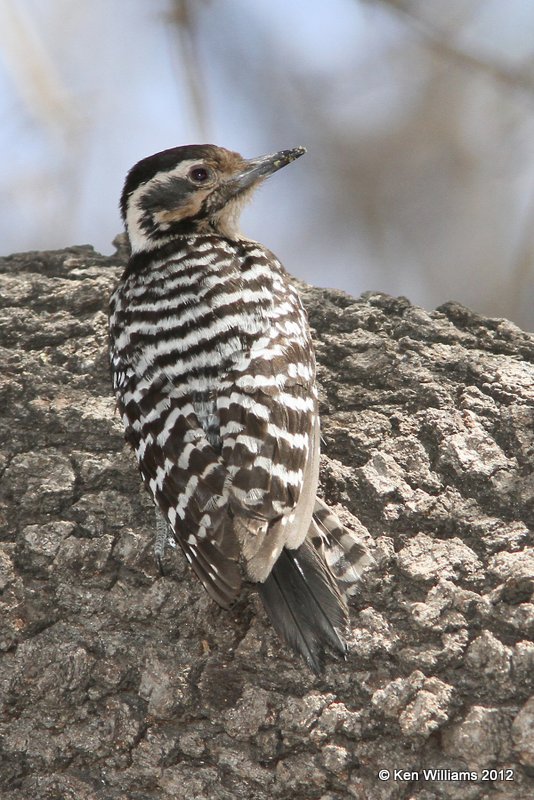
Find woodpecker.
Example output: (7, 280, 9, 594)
(109, 144, 371, 672)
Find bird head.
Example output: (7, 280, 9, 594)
(120, 143, 306, 252)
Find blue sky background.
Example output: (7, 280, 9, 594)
(1, 0, 534, 328)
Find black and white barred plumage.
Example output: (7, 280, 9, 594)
(109, 144, 371, 672)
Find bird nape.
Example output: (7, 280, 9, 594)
(109, 143, 372, 673)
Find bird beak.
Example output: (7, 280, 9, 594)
(229, 146, 307, 195)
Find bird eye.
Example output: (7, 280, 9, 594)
(189, 166, 211, 183)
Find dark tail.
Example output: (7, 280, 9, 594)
(258, 501, 374, 672)
(257, 537, 349, 674)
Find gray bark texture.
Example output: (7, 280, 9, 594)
(0, 243, 533, 800)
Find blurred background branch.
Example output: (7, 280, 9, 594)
(168, 0, 211, 138)
(375, 0, 534, 95)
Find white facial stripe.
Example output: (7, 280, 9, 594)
(126, 160, 212, 252)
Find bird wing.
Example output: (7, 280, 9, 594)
(217, 335, 318, 577)
(115, 365, 242, 608)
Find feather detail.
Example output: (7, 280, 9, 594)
(258, 537, 348, 673)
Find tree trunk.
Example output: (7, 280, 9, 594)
(0, 243, 533, 799)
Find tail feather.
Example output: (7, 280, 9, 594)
(258, 538, 348, 674)
(258, 501, 374, 672)
(312, 498, 375, 595)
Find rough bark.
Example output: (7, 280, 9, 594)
(0, 243, 533, 800)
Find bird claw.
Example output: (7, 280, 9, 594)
(154, 509, 175, 575)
